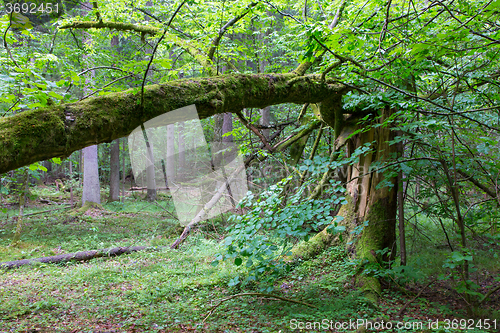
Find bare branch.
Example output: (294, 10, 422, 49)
(235, 111, 274, 151)
(140, 1, 187, 109)
(207, 2, 258, 61)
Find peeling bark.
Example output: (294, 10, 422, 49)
(292, 108, 398, 302)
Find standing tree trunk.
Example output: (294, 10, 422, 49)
(178, 121, 185, 176)
(82, 145, 101, 205)
(260, 106, 270, 140)
(293, 107, 398, 301)
(122, 139, 126, 201)
(397, 136, 406, 266)
(69, 159, 74, 207)
(108, 139, 120, 202)
(166, 123, 176, 187)
(222, 113, 233, 143)
(11, 167, 29, 246)
(142, 125, 157, 202)
(345, 110, 397, 300)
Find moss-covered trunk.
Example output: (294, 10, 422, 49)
(293, 107, 397, 301)
(0, 73, 346, 174)
(345, 107, 397, 300)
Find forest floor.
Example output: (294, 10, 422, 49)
(0, 185, 499, 332)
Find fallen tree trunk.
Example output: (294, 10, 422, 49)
(0, 73, 346, 174)
(0, 246, 164, 269)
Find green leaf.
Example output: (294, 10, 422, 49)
(48, 91, 64, 100)
(487, 0, 500, 9)
(234, 257, 242, 266)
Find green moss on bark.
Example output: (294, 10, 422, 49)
(292, 195, 357, 259)
(1, 74, 347, 173)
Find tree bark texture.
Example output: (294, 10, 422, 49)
(82, 145, 101, 204)
(166, 123, 176, 187)
(0, 246, 163, 269)
(0, 74, 346, 174)
(292, 107, 398, 300)
(108, 139, 120, 202)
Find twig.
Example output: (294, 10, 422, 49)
(203, 292, 317, 322)
(140, 1, 186, 109)
(1, 99, 19, 117)
(207, 2, 258, 61)
(397, 278, 437, 317)
(354, 72, 500, 133)
(3, 13, 20, 68)
(328, 0, 347, 29)
(252, 120, 294, 129)
(153, 199, 179, 221)
(78, 66, 136, 76)
(80, 74, 134, 100)
(235, 111, 274, 151)
(479, 283, 500, 304)
(263, 0, 302, 24)
(321, 60, 343, 81)
(134, 6, 163, 23)
(297, 103, 309, 123)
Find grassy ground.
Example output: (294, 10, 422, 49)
(0, 186, 498, 332)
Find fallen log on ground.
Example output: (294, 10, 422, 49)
(129, 186, 170, 191)
(0, 246, 165, 269)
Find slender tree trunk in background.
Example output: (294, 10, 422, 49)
(79, 150, 83, 188)
(177, 122, 185, 180)
(214, 114, 224, 142)
(222, 113, 233, 143)
(11, 167, 29, 246)
(142, 125, 157, 202)
(108, 139, 120, 202)
(213, 112, 233, 170)
(166, 124, 176, 187)
(43, 160, 52, 183)
(69, 160, 74, 207)
(213, 114, 224, 169)
(397, 138, 406, 266)
(82, 145, 101, 205)
(122, 138, 126, 201)
(260, 106, 270, 140)
(177, 71, 186, 180)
